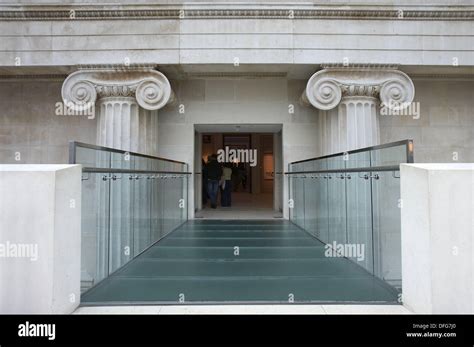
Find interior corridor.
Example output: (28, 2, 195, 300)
(195, 126, 283, 220)
(196, 192, 277, 219)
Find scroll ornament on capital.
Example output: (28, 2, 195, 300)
(61, 68, 174, 112)
(302, 68, 415, 111)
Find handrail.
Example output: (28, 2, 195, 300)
(69, 141, 187, 165)
(83, 167, 192, 174)
(285, 165, 399, 175)
(289, 139, 414, 165)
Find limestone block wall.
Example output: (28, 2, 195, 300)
(0, 76, 472, 216)
(379, 79, 474, 163)
(0, 3, 472, 67)
(0, 77, 472, 166)
(0, 80, 97, 164)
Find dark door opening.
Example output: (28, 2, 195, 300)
(196, 130, 281, 219)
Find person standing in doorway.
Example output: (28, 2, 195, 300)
(221, 162, 233, 207)
(202, 158, 209, 205)
(239, 163, 247, 191)
(231, 162, 241, 192)
(206, 154, 222, 209)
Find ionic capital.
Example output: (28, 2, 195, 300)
(302, 66, 415, 111)
(61, 64, 175, 112)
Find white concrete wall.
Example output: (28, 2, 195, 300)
(0, 164, 82, 314)
(400, 163, 474, 313)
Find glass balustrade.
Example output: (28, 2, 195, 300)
(69, 141, 190, 293)
(287, 140, 414, 291)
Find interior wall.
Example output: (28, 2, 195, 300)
(194, 131, 202, 211)
(250, 134, 261, 194)
(260, 134, 274, 194)
(201, 133, 223, 161)
(273, 130, 283, 212)
(199, 132, 274, 196)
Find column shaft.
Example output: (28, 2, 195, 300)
(97, 97, 159, 155)
(137, 108, 159, 156)
(95, 97, 160, 275)
(320, 96, 380, 154)
(97, 97, 139, 152)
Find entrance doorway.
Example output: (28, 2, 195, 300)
(194, 124, 283, 219)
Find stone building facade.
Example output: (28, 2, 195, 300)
(0, 1, 473, 216)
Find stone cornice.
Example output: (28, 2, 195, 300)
(0, 74, 67, 82)
(302, 67, 415, 111)
(77, 64, 158, 71)
(0, 8, 473, 21)
(410, 74, 474, 81)
(61, 66, 174, 111)
(1, 71, 473, 82)
(321, 63, 400, 70)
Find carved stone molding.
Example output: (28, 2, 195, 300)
(0, 74, 68, 82)
(302, 67, 415, 111)
(61, 65, 174, 111)
(0, 8, 473, 21)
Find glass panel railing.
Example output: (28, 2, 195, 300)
(372, 170, 403, 288)
(314, 158, 329, 243)
(327, 156, 347, 247)
(70, 141, 190, 293)
(303, 161, 317, 239)
(287, 140, 413, 294)
(345, 151, 373, 273)
(289, 162, 305, 229)
(80, 169, 109, 291)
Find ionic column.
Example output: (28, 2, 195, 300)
(61, 65, 174, 279)
(62, 64, 174, 154)
(96, 96, 138, 151)
(137, 108, 160, 156)
(302, 65, 415, 154)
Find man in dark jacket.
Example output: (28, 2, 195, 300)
(202, 158, 209, 205)
(206, 154, 222, 209)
